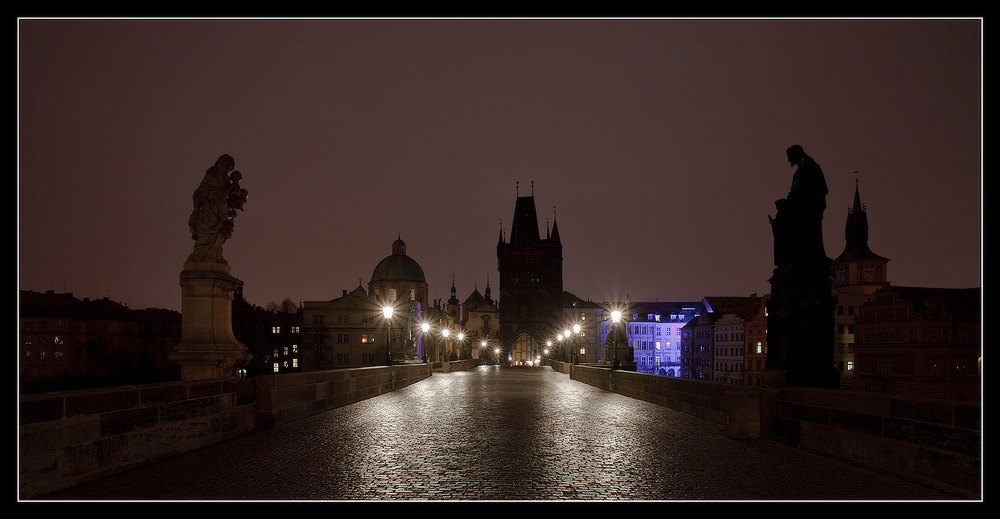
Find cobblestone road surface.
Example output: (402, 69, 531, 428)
(38, 366, 967, 501)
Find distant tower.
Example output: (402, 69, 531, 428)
(831, 177, 890, 385)
(833, 177, 890, 288)
(496, 184, 563, 364)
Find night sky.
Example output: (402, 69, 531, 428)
(18, 18, 982, 313)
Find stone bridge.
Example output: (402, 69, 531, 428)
(20, 361, 980, 501)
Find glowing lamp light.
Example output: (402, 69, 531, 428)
(382, 306, 393, 320)
(421, 323, 430, 333)
(611, 311, 622, 324)
(458, 333, 465, 341)
(573, 324, 581, 334)
(442, 329, 450, 338)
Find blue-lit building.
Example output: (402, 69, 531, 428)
(598, 302, 702, 375)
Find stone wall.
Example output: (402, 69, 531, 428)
(567, 364, 980, 498)
(20, 363, 433, 499)
(255, 363, 432, 426)
(434, 359, 478, 373)
(769, 387, 980, 498)
(19, 378, 257, 499)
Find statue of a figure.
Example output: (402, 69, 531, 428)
(187, 154, 248, 264)
(769, 145, 829, 266)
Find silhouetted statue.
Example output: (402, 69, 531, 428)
(769, 145, 829, 266)
(187, 154, 248, 264)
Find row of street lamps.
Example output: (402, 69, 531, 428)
(381, 304, 500, 367)
(548, 322, 583, 366)
(381, 304, 629, 369)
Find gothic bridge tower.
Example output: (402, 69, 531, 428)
(496, 183, 563, 365)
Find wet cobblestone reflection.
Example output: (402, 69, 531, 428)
(41, 366, 962, 501)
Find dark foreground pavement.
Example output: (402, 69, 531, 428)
(35, 365, 969, 501)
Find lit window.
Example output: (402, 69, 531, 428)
(283, 347, 289, 356)
(292, 344, 299, 353)
(272, 326, 281, 334)
(54, 336, 64, 345)
(847, 361, 854, 371)
(292, 359, 298, 368)
(273, 363, 280, 373)
(291, 326, 300, 334)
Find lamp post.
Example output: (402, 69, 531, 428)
(383, 306, 394, 366)
(441, 327, 451, 361)
(611, 310, 622, 370)
(573, 323, 582, 365)
(421, 322, 431, 363)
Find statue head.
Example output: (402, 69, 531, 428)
(786, 145, 806, 166)
(213, 154, 236, 175)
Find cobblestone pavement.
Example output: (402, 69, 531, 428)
(38, 366, 968, 502)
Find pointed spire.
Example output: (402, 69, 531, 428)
(835, 176, 888, 265)
(550, 206, 561, 245)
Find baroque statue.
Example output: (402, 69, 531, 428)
(769, 144, 829, 267)
(186, 154, 248, 264)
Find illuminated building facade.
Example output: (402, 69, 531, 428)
(231, 287, 302, 376)
(712, 298, 760, 384)
(301, 285, 398, 369)
(600, 302, 700, 376)
(559, 292, 604, 364)
(462, 280, 500, 362)
(744, 294, 770, 387)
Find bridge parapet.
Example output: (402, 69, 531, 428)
(19, 377, 256, 499)
(255, 363, 432, 426)
(566, 365, 980, 499)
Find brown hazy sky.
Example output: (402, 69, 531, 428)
(18, 18, 982, 312)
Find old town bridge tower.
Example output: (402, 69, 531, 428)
(496, 183, 563, 364)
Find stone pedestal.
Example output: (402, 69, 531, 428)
(170, 261, 252, 380)
(762, 261, 840, 389)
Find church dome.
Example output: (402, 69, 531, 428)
(370, 237, 426, 283)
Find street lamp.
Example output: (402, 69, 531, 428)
(383, 306, 394, 366)
(420, 322, 431, 362)
(611, 310, 622, 370)
(573, 323, 582, 365)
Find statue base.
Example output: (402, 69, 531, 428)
(764, 261, 840, 390)
(170, 261, 251, 380)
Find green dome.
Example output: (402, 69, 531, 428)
(370, 238, 426, 283)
